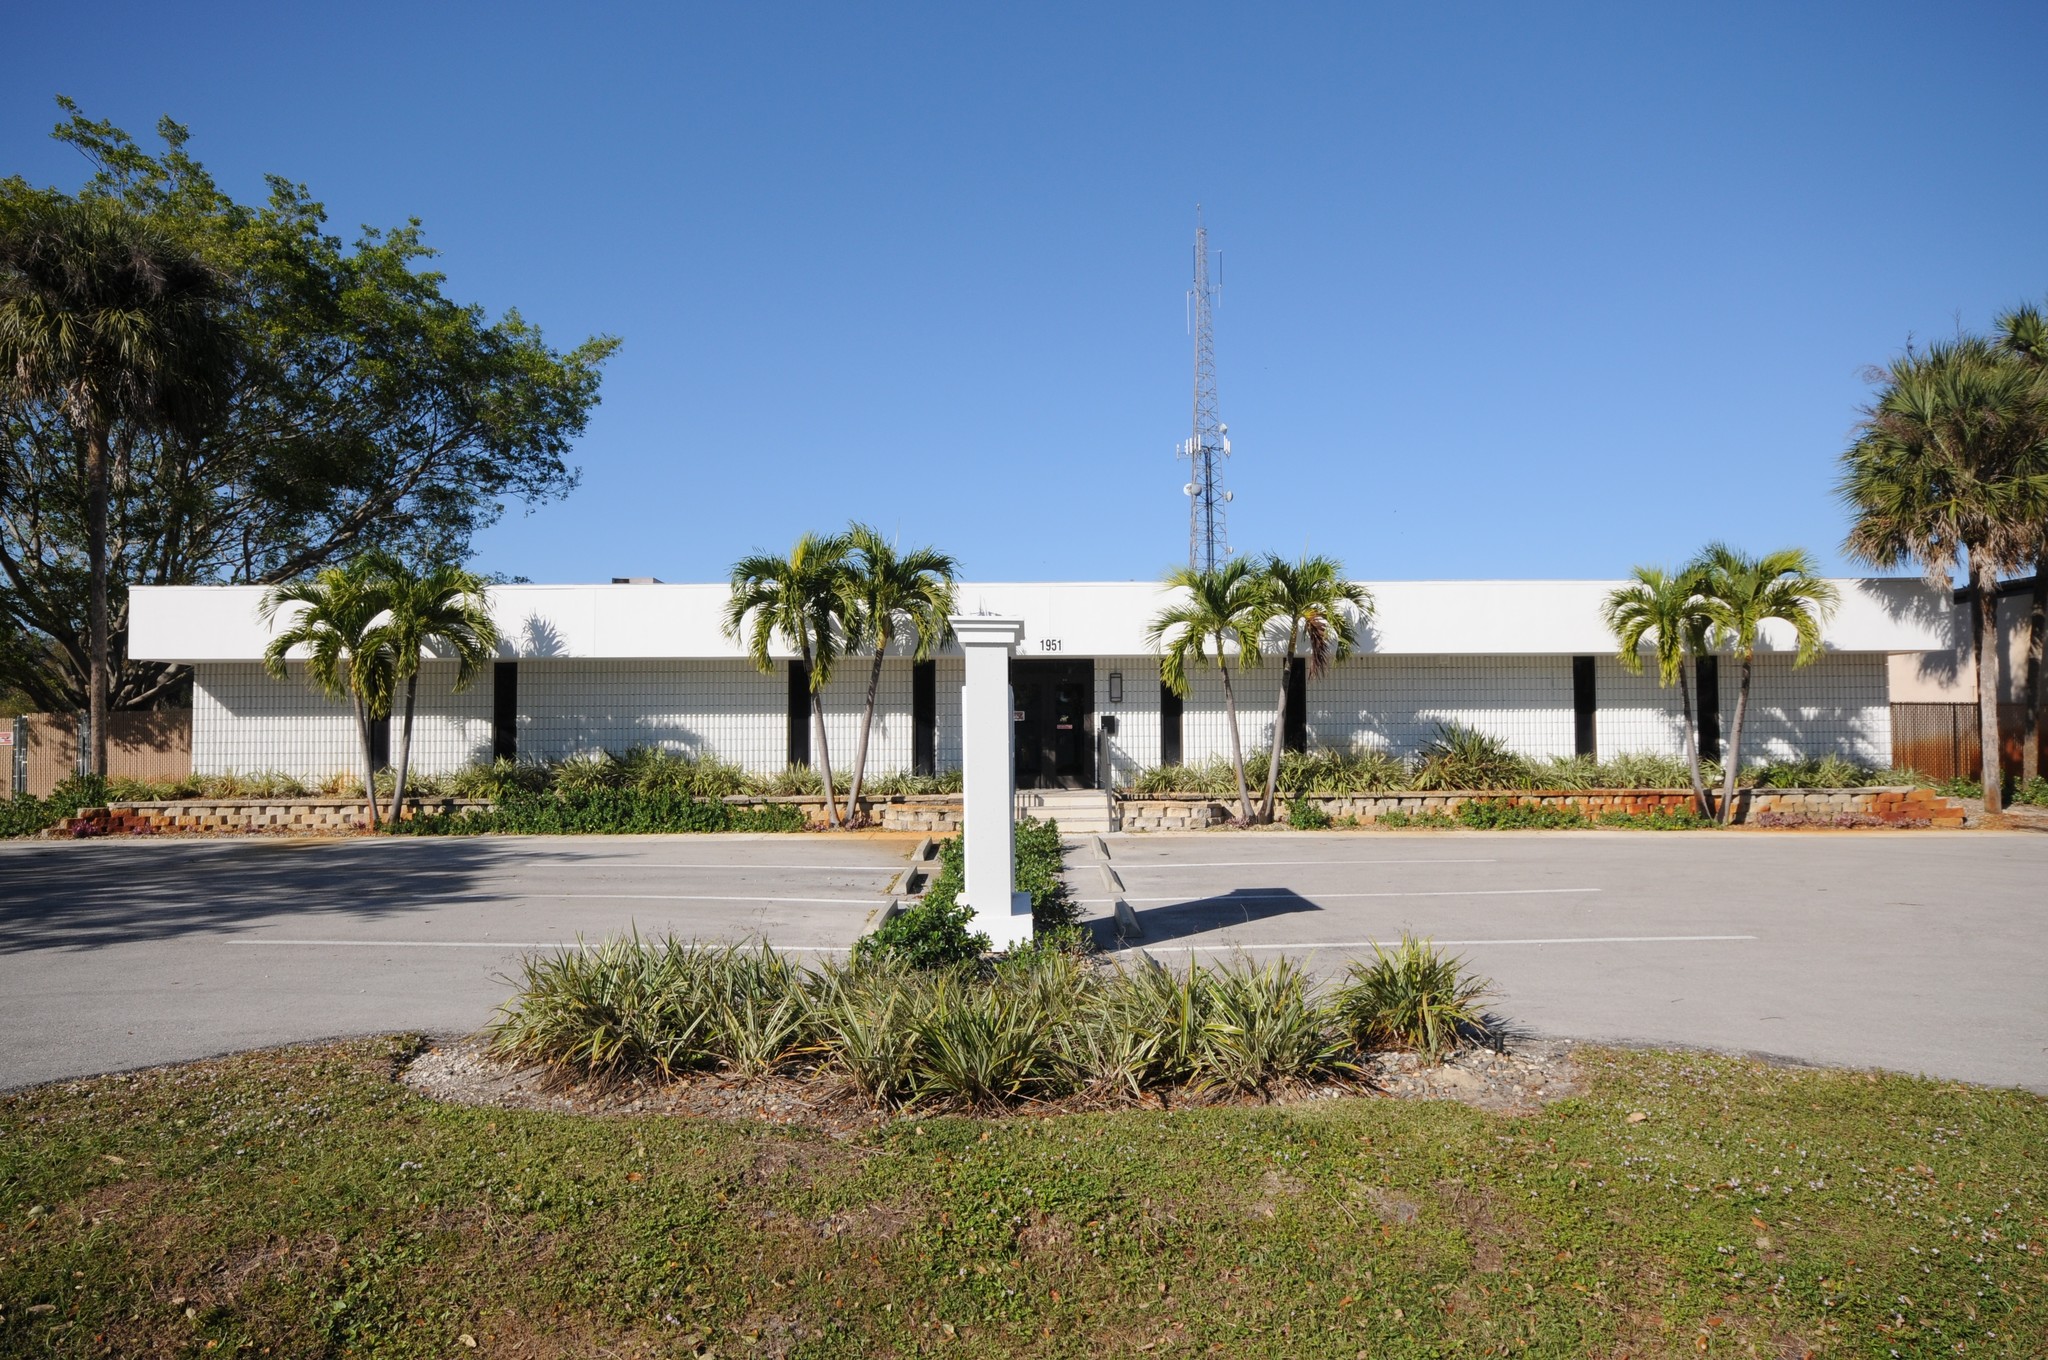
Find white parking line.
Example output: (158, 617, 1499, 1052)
(1076, 887, 1600, 903)
(228, 938, 856, 950)
(1125, 935, 1757, 950)
(1111, 858, 1498, 869)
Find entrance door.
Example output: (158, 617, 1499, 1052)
(1010, 659, 1094, 788)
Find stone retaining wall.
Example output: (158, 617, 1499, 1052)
(1119, 786, 1965, 830)
(724, 794, 962, 832)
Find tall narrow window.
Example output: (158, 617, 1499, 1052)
(492, 661, 518, 761)
(1160, 683, 1184, 766)
(786, 660, 811, 767)
(1571, 656, 1597, 759)
(369, 715, 391, 770)
(1284, 658, 1308, 753)
(911, 660, 936, 775)
(1696, 655, 1721, 764)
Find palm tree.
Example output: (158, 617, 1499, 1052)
(1692, 546, 1839, 824)
(0, 195, 237, 774)
(259, 559, 395, 828)
(1255, 554, 1371, 822)
(1146, 558, 1270, 824)
(1993, 300, 2048, 786)
(1602, 565, 1715, 817)
(367, 556, 498, 823)
(838, 524, 956, 824)
(1840, 337, 2045, 813)
(724, 533, 854, 828)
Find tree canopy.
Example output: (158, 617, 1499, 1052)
(0, 99, 618, 711)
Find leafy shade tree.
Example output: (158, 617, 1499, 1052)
(1255, 554, 1371, 822)
(1147, 558, 1270, 824)
(0, 193, 236, 773)
(259, 560, 394, 828)
(839, 524, 956, 824)
(725, 533, 854, 828)
(0, 101, 615, 717)
(1693, 546, 1839, 823)
(1602, 565, 1715, 817)
(1994, 299, 2048, 785)
(1840, 337, 2045, 813)
(367, 556, 498, 823)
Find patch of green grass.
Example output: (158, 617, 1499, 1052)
(2, 1040, 2041, 1357)
(1376, 807, 1457, 829)
(1596, 807, 1718, 830)
(1455, 799, 1591, 830)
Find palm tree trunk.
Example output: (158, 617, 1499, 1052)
(84, 421, 111, 778)
(811, 690, 840, 828)
(1261, 650, 1291, 823)
(1218, 661, 1254, 824)
(1718, 657, 1751, 825)
(845, 649, 885, 825)
(352, 694, 382, 830)
(1677, 655, 1712, 819)
(1972, 567, 2006, 814)
(2021, 561, 2044, 787)
(388, 670, 418, 825)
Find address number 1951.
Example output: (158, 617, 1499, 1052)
(1037, 638, 1062, 652)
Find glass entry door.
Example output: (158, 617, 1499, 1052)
(1010, 659, 1095, 788)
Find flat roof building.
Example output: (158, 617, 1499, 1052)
(127, 577, 1962, 789)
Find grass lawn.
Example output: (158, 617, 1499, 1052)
(1, 1040, 2042, 1358)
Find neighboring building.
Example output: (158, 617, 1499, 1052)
(126, 578, 1961, 789)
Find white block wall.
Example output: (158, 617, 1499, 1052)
(1708, 652, 1890, 766)
(194, 662, 493, 780)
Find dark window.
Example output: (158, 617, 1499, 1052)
(1571, 656, 1597, 759)
(1160, 683, 1184, 766)
(912, 660, 936, 775)
(1696, 656, 1721, 764)
(787, 660, 811, 767)
(492, 662, 518, 761)
(369, 715, 390, 770)
(1284, 658, 1308, 753)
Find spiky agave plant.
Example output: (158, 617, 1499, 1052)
(1334, 935, 1493, 1061)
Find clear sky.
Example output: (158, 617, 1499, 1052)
(8, 3, 2045, 585)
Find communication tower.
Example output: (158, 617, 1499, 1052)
(1177, 212, 1232, 571)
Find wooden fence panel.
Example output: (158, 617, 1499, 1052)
(1889, 702, 1980, 781)
(8, 711, 191, 798)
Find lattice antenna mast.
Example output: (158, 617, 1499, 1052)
(1178, 213, 1231, 571)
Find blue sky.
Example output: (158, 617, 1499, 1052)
(8, 3, 2045, 585)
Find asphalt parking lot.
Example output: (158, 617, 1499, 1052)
(2, 828, 2044, 1092)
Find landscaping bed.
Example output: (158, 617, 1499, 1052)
(3, 1037, 2040, 1357)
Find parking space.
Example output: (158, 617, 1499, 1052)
(0, 834, 911, 1089)
(1079, 830, 2048, 1092)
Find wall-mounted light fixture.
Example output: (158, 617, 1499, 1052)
(1108, 671, 1124, 704)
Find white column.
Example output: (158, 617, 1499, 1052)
(950, 615, 1032, 950)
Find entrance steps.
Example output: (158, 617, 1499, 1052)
(1014, 787, 1119, 834)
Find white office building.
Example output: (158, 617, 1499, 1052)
(126, 577, 1961, 789)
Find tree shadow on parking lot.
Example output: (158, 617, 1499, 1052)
(1091, 886, 1323, 950)
(0, 838, 875, 953)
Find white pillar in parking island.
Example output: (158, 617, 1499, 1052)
(951, 615, 1032, 951)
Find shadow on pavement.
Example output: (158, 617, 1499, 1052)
(1092, 885, 1324, 949)
(0, 838, 823, 953)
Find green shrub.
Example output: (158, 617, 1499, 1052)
(1286, 797, 1332, 829)
(1455, 799, 1589, 830)
(490, 933, 718, 1079)
(907, 975, 1062, 1106)
(1594, 807, 1716, 830)
(1013, 816, 1079, 932)
(1273, 747, 1406, 794)
(2014, 776, 2048, 808)
(1745, 755, 1877, 789)
(853, 838, 988, 970)
(1333, 934, 1492, 1060)
(1195, 957, 1351, 1094)
(1411, 724, 1535, 791)
(446, 758, 551, 800)
(1934, 776, 1984, 799)
(1126, 757, 1240, 797)
(391, 788, 805, 835)
(861, 769, 964, 796)
(1376, 808, 1456, 829)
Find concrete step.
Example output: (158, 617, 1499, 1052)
(1013, 787, 1120, 833)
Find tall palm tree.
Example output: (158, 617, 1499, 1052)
(838, 524, 956, 824)
(1146, 558, 1270, 824)
(367, 556, 498, 823)
(259, 559, 395, 828)
(1993, 300, 2048, 785)
(0, 195, 237, 774)
(1255, 554, 1371, 822)
(1840, 337, 2044, 813)
(724, 533, 854, 828)
(1692, 546, 1839, 824)
(1602, 565, 1715, 817)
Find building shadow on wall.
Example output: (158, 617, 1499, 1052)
(1094, 886, 1322, 950)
